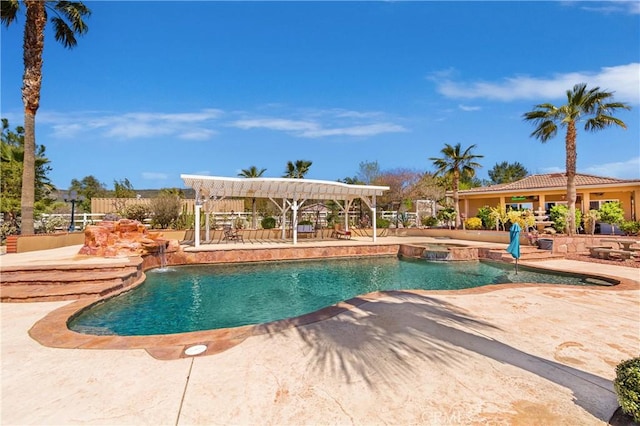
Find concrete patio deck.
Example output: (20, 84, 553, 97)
(1, 237, 639, 425)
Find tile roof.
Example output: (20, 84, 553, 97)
(458, 173, 640, 194)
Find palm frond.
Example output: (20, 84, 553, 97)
(1, 0, 20, 26)
(585, 115, 628, 131)
(51, 16, 77, 48)
(530, 120, 557, 142)
(53, 1, 90, 34)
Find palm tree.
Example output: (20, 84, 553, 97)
(430, 143, 483, 229)
(523, 83, 631, 235)
(2, 0, 91, 234)
(238, 166, 266, 229)
(283, 160, 312, 179)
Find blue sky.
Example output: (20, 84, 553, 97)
(1, 1, 639, 191)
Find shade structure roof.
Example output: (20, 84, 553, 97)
(181, 174, 389, 201)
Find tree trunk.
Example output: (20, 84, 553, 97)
(453, 170, 460, 229)
(20, 1, 46, 235)
(565, 121, 578, 236)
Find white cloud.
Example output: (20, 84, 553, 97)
(540, 157, 640, 179)
(432, 63, 640, 104)
(142, 172, 169, 180)
(43, 109, 223, 140)
(230, 110, 407, 138)
(458, 104, 481, 112)
(300, 123, 407, 138)
(581, 157, 640, 179)
(232, 118, 319, 133)
(41, 107, 406, 142)
(576, 0, 640, 15)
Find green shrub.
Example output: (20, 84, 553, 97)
(490, 205, 508, 231)
(261, 216, 276, 229)
(149, 195, 181, 229)
(421, 216, 438, 227)
(122, 204, 150, 223)
(36, 215, 68, 233)
(376, 217, 391, 228)
(464, 217, 482, 230)
(583, 209, 601, 235)
(298, 220, 313, 226)
(476, 206, 495, 230)
(0, 220, 19, 243)
(614, 357, 640, 422)
(599, 201, 625, 228)
(174, 203, 195, 230)
(398, 212, 413, 228)
(549, 204, 582, 234)
(437, 207, 457, 229)
(619, 220, 640, 236)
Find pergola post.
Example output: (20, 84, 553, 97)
(205, 211, 210, 243)
(194, 203, 201, 247)
(281, 199, 287, 240)
(372, 195, 377, 243)
(344, 199, 353, 231)
(292, 198, 299, 245)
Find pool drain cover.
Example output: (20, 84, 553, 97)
(184, 344, 207, 356)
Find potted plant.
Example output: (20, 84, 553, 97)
(613, 357, 640, 423)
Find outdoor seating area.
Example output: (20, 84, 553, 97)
(587, 238, 640, 260)
(178, 225, 379, 245)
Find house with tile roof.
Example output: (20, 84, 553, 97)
(453, 173, 640, 222)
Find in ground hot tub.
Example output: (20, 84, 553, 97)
(399, 242, 479, 261)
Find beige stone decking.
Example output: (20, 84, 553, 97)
(1, 237, 639, 425)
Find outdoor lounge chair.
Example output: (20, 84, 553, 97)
(220, 225, 244, 243)
(179, 229, 195, 245)
(331, 224, 351, 240)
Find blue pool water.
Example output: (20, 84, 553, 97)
(68, 257, 609, 336)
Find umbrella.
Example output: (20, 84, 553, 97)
(506, 222, 521, 274)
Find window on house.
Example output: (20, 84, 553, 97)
(545, 202, 567, 212)
(507, 202, 533, 211)
(589, 199, 619, 210)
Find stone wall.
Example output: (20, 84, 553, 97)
(146, 244, 401, 269)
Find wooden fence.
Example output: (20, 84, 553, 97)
(90, 198, 244, 214)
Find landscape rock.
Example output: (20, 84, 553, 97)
(78, 219, 174, 257)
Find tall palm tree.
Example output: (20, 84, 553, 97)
(523, 83, 630, 235)
(430, 143, 483, 229)
(238, 166, 266, 228)
(283, 160, 312, 179)
(2, 0, 90, 234)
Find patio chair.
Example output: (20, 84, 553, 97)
(180, 229, 195, 245)
(331, 224, 351, 240)
(221, 225, 244, 243)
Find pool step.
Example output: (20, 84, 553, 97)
(0, 258, 143, 302)
(486, 246, 565, 262)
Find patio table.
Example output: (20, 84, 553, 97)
(600, 239, 640, 251)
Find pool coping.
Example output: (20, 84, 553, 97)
(28, 253, 640, 361)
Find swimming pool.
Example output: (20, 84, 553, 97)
(68, 256, 610, 336)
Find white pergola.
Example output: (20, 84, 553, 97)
(181, 174, 389, 246)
